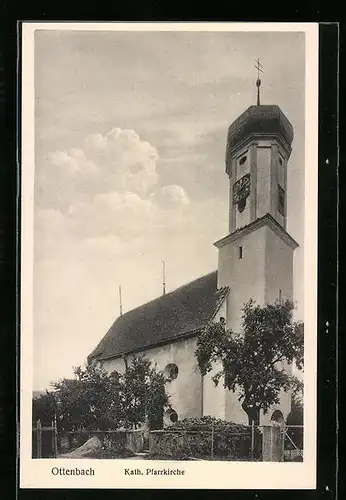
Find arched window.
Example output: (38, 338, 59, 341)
(270, 409, 285, 426)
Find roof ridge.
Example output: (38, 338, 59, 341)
(118, 270, 218, 320)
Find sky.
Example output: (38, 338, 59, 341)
(33, 29, 305, 391)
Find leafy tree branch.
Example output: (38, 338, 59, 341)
(195, 299, 304, 425)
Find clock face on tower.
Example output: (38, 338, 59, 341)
(233, 173, 251, 205)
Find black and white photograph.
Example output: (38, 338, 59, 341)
(20, 22, 318, 489)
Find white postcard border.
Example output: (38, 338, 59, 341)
(20, 21, 318, 490)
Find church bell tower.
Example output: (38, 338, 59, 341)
(215, 69, 299, 332)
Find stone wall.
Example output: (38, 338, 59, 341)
(149, 428, 256, 460)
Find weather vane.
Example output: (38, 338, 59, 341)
(254, 58, 264, 105)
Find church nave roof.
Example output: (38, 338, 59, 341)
(88, 271, 228, 362)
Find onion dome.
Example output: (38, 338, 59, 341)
(226, 104, 294, 161)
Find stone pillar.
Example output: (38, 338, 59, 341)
(262, 424, 284, 462)
(149, 431, 159, 454)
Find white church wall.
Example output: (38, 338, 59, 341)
(143, 337, 202, 421)
(101, 336, 202, 422)
(202, 298, 226, 420)
(101, 356, 126, 374)
(202, 297, 247, 423)
(264, 226, 294, 304)
(218, 225, 267, 332)
(225, 389, 248, 425)
(202, 361, 226, 419)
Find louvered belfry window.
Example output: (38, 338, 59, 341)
(278, 185, 285, 216)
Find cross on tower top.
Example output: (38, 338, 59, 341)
(254, 58, 264, 105)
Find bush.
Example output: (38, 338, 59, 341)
(145, 452, 194, 461)
(168, 416, 250, 433)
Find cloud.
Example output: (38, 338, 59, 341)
(35, 126, 191, 264)
(83, 128, 159, 196)
(151, 185, 190, 210)
(67, 190, 158, 240)
(35, 127, 161, 212)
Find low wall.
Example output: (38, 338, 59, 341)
(149, 429, 257, 460)
(58, 430, 145, 454)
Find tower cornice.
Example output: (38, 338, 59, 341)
(226, 133, 292, 174)
(214, 213, 299, 250)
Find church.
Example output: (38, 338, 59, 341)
(88, 87, 299, 426)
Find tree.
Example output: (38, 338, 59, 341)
(35, 355, 169, 432)
(195, 299, 304, 425)
(146, 369, 170, 430)
(50, 362, 124, 431)
(32, 391, 57, 424)
(120, 355, 169, 430)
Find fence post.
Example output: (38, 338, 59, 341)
(36, 419, 42, 458)
(183, 423, 194, 458)
(282, 424, 286, 460)
(211, 421, 214, 460)
(54, 414, 58, 458)
(251, 421, 255, 460)
(51, 421, 54, 458)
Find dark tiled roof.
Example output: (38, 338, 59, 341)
(88, 271, 228, 361)
(226, 104, 294, 159)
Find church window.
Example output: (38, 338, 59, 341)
(163, 363, 179, 381)
(239, 155, 247, 166)
(278, 185, 285, 216)
(164, 408, 179, 425)
(238, 246, 243, 259)
(169, 410, 178, 423)
(270, 409, 285, 426)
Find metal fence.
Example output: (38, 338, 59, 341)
(283, 424, 304, 461)
(150, 422, 303, 462)
(31, 418, 303, 461)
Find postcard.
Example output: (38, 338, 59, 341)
(20, 21, 318, 489)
